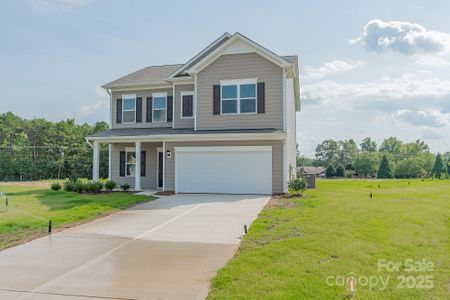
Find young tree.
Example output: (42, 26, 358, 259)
(335, 165, 345, 177)
(377, 155, 393, 178)
(379, 137, 403, 161)
(338, 139, 359, 167)
(354, 152, 380, 177)
(432, 153, 444, 179)
(447, 157, 450, 175)
(325, 164, 335, 178)
(315, 139, 339, 166)
(360, 137, 377, 152)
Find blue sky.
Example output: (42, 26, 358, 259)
(1, 0, 450, 156)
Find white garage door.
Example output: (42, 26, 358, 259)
(175, 146, 272, 194)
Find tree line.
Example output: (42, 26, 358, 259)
(0, 112, 108, 181)
(299, 137, 450, 179)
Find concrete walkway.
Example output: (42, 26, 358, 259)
(0, 194, 269, 300)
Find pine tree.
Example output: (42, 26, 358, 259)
(325, 164, 335, 178)
(432, 154, 444, 179)
(377, 155, 393, 178)
(335, 165, 345, 177)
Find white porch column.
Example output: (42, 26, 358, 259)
(108, 144, 112, 180)
(135, 141, 141, 191)
(92, 141, 100, 181)
(162, 140, 166, 191)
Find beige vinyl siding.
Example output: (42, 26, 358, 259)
(110, 142, 161, 189)
(111, 89, 172, 129)
(164, 140, 284, 194)
(174, 84, 195, 129)
(196, 53, 283, 130)
(286, 77, 297, 180)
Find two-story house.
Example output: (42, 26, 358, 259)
(87, 32, 300, 194)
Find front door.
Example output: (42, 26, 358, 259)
(157, 151, 163, 188)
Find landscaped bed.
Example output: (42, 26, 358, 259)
(0, 183, 154, 251)
(208, 179, 450, 299)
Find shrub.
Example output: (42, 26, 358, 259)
(104, 180, 117, 192)
(84, 181, 103, 193)
(335, 165, 345, 177)
(121, 183, 131, 191)
(73, 180, 85, 193)
(287, 179, 306, 195)
(326, 165, 335, 178)
(64, 180, 75, 192)
(51, 182, 61, 191)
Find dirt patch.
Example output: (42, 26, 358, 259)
(0, 181, 52, 188)
(267, 195, 297, 209)
(155, 191, 175, 196)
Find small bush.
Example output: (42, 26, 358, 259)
(288, 179, 306, 195)
(121, 183, 131, 191)
(64, 180, 75, 192)
(73, 180, 85, 193)
(84, 181, 103, 193)
(51, 182, 61, 191)
(104, 180, 117, 192)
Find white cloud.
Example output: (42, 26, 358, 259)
(352, 19, 450, 55)
(28, 0, 91, 13)
(301, 73, 450, 106)
(393, 109, 449, 128)
(77, 86, 108, 117)
(303, 60, 363, 79)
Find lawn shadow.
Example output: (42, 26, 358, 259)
(8, 189, 151, 211)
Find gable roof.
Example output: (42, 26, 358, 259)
(168, 32, 232, 79)
(182, 32, 294, 75)
(102, 33, 300, 110)
(103, 64, 183, 89)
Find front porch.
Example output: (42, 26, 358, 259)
(91, 141, 166, 192)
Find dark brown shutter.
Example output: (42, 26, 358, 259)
(146, 97, 152, 122)
(140, 151, 146, 176)
(136, 97, 142, 122)
(183, 95, 193, 117)
(213, 85, 220, 115)
(119, 151, 125, 177)
(257, 82, 265, 113)
(167, 96, 173, 122)
(116, 98, 122, 123)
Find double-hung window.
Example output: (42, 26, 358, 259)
(122, 94, 136, 123)
(125, 148, 136, 177)
(220, 79, 257, 114)
(152, 92, 167, 123)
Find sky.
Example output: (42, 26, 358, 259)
(1, 0, 450, 157)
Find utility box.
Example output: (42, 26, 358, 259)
(304, 173, 316, 189)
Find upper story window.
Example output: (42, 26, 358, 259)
(152, 92, 167, 123)
(122, 94, 136, 123)
(181, 91, 195, 118)
(220, 79, 257, 114)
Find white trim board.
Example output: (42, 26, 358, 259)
(88, 132, 285, 143)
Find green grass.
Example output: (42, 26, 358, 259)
(209, 179, 450, 299)
(0, 185, 154, 251)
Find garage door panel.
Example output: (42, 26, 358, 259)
(175, 147, 272, 194)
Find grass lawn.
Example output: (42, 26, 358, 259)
(0, 184, 154, 251)
(209, 179, 450, 299)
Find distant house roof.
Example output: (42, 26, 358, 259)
(102, 64, 183, 89)
(303, 167, 326, 175)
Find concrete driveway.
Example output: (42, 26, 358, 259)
(0, 194, 269, 300)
